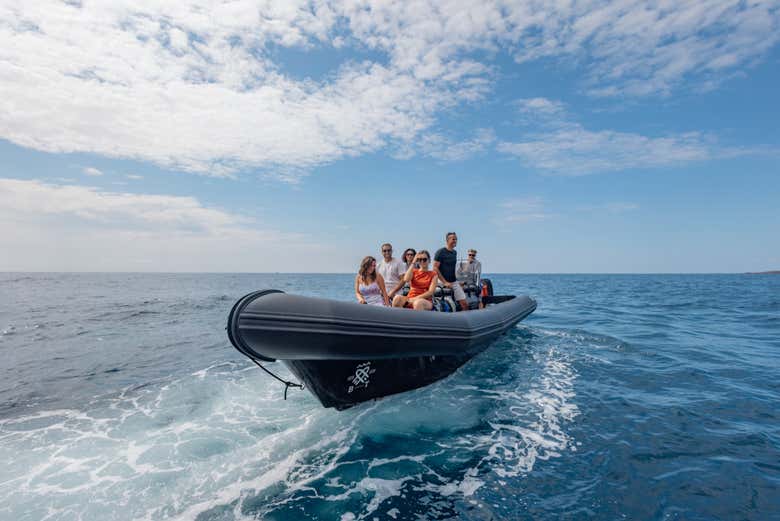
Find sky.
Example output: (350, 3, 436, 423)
(1, 0, 778, 273)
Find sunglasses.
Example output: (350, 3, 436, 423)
(382, 249, 392, 253)
(418, 258, 429, 262)
(468, 253, 476, 257)
(405, 252, 415, 256)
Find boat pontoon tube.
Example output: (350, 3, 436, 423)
(227, 290, 536, 409)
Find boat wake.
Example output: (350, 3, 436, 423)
(0, 327, 582, 520)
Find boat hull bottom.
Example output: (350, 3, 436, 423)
(283, 352, 480, 410)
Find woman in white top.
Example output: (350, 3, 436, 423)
(354, 256, 390, 306)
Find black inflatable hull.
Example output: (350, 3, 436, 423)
(227, 290, 536, 409)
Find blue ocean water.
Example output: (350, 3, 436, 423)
(0, 273, 778, 520)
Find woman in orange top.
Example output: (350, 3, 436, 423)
(392, 250, 438, 311)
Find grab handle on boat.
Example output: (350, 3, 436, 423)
(248, 356, 304, 400)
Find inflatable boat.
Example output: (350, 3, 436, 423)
(227, 285, 536, 409)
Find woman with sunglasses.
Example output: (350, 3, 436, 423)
(402, 248, 417, 269)
(355, 256, 390, 306)
(392, 251, 438, 311)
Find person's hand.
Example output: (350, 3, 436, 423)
(358, 297, 367, 304)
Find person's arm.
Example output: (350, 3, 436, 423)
(376, 274, 390, 306)
(433, 249, 451, 287)
(433, 261, 451, 287)
(388, 278, 405, 298)
(402, 261, 415, 283)
(355, 275, 366, 304)
(387, 262, 405, 297)
(456, 260, 466, 281)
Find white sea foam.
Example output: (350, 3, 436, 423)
(310, 338, 582, 518)
(0, 364, 338, 520)
(432, 341, 581, 499)
(325, 476, 413, 519)
(0, 330, 582, 520)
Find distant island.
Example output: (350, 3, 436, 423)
(745, 270, 780, 274)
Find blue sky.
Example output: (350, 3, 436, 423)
(1, 1, 778, 273)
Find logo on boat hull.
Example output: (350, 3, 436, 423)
(347, 362, 376, 394)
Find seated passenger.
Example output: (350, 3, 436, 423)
(355, 256, 389, 306)
(378, 243, 406, 300)
(392, 251, 437, 311)
(392, 248, 416, 297)
(402, 248, 417, 269)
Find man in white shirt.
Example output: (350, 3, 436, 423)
(377, 243, 407, 299)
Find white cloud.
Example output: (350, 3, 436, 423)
(82, 166, 103, 176)
(578, 202, 639, 213)
(507, 0, 780, 97)
(495, 197, 638, 228)
(0, 2, 489, 181)
(415, 128, 495, 161)
(343, 1, 780, 97)
(126, 174, 143, 180)
(514, 98, 566, 117)
(601, 202, 638, 213)
(0, 178, 325, 271)
(499, 97, 721, 175)
(499, 125, 713, 175)
(0, 1, 777, 181)
(496, 196, 551, 225)
(0, 178, 241, 231)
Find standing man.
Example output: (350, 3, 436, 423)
(457, 249, 482, 285)
(434, 232, 468, 311)
(378, 243, 407, 300)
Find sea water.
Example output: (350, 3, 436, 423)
(0, 273, 778, 520)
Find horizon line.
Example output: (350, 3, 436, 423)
(2, 271, 776, 275)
